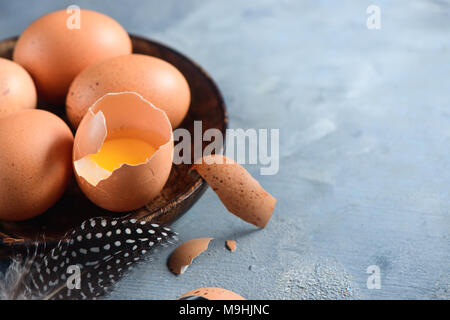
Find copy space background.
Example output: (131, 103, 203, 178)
(0, 0, 449, 299)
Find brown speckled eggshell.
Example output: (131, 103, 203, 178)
(0, 58, 37, 118)
(0, 109, 73, 221)
(179, 287, 245, 300)
(66, 54, 191, 129)
(13, 9, 131, 102)
(168, 237, 213, 275)
(193, 155, 276, 228)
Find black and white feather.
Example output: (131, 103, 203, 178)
(0, 217, 176, 300)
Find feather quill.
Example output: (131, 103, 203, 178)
(0, 216, 176, 300)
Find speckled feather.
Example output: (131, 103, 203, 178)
(0, 217, 176, 300)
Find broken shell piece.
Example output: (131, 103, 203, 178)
(73, 92, 174, 212)
(178, 287, 245, 300)
(225, 240, 237, 252)
(168, 237, 213, 275)
(193, 155, 276, 228)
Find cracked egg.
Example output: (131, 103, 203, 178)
(73, 92, 173, 212)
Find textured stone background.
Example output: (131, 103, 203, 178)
(0, 0, 449, 299)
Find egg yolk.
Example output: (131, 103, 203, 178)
(89, 137, 156, 172)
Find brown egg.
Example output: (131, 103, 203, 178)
(66, 54, 190, 129)
(0, 109, 73, 221)
(73, 92, 173, 212)
(0, 58, 37, 118)
(178, 287, 245, 300)
(193, 155, 276, 228)
(13, 9, 131, 102)
(168, 238, 213, 275)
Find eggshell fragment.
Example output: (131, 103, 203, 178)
(193, 155, 276, 228)
(73, 92, 173, 212)
(168, 238, 213, 275)
(178, 287, 245, 300)
(225, 240, 237, 252)
(0, 58, 37, 118)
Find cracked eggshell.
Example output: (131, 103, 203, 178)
(225, 240, 237, 252)
(168, 237, 213, 275)
(193, 155, 276, 228)
(66, 54, 190, 129)
(73, 92, 173, 212)
(178, 287, 245, 300)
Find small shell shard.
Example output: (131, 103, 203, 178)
(225, 240, 236, 252)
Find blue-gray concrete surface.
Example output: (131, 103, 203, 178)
(0, 0, 449, 299)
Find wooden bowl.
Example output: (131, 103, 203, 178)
(0, 35, 227, 257)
